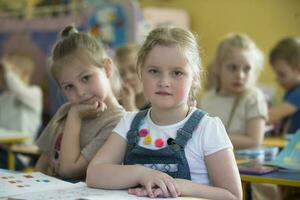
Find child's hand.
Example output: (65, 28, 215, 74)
(70, 101, 107, 119)
(1, 59, 24, 79)
(128, 187, 176, 198)
(138, 168, 180, 198)
(120, 82, 136, 111)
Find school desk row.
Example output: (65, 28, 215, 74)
(0, 133, 288, 171)
(0, 133, 299, 200)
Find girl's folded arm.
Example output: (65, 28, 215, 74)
(86, 133, 144, 189)
(35, 153, 51, 174)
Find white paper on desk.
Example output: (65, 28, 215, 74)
(12, 184, 179, 200)
(0, 172, 76, 198)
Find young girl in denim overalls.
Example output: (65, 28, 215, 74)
(87, 26, 242, 199)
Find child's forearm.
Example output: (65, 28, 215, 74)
(87, 164, 145, 189)
(176, 179, 241, 200)
(59, 111, 83, 176)
(268, 103, 297, 123)
(229, 134, 262, 149)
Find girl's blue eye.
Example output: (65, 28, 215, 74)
(228, 64, 237, 71)
(149, 69, 159, 74)
(82, 75, 91, 82)
(244, 66, 251, 73)
(173, 71, 183, 77)
(64, 85, 73, 91)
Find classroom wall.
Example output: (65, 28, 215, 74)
(139, 0, 300, 103)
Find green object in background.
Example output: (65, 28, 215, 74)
(265, 130, 300, 171)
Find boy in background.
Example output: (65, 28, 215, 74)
(269, 37, 300, 200)
(269, 37, 300, 135)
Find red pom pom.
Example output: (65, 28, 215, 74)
(155, 138, 164, 148)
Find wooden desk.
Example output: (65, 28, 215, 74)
(241, 170, 300, 200)
(12, 144, 40, 155)
(241, 171, 300, 187)
(0, 133, 29, 170)
(262, 137, 288, 148)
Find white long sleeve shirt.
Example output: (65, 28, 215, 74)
(0, 71, 42, 144)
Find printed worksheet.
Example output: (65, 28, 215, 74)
(0, 171, 77, 198)
(1, 171, 200, 200)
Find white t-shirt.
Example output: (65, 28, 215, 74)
(200, 87, 268, 135)
(113, 107, 233, 185)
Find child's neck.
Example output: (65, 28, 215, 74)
(150, 105, 190, 126)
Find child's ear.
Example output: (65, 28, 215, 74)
(102, 57, 113, 78)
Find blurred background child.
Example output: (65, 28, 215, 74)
(268, 36, 300, 200)
(200, 33, 268, 150)
(115, 43, 148, 111)
(0, 52, 42, 170)
(268, 37, 300, 136)
(34, 25, 124, 180)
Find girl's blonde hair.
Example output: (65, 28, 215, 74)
(115, 43, 140, 65)
(269, 37, 300, 69)
(136, 26, 202, 101)
(206, 33, 264, 91)
(49, 25, 121, 96)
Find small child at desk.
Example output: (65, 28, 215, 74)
(115, 43, 148, 111)
(268, 37, 300, 199)
(200, 33, 268, 150)
(87, 26, 242, 200)
(268, 37, 300, 135)
(34, 25, 124, 180)
(0, 52, 42, 170)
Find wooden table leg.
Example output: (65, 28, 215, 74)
(7, 144, 15, 170)
(242, 181, 249, 200)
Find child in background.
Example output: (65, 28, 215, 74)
(268, 37, 300, 135)
(115, 43, 147, 111)
(34, 25, 124, 180)
(268, 37, 300, 200)
(201, 33, 268, 150)
(0, 53, 42, 170)
(87, 26, 242, 200)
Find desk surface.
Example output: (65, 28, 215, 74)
(0, 133, 29, 143)
(12, 144, 40, 155)
(241, 170, 300, 187)
(262, 137, 288, 148)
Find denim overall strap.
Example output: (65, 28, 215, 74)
(174, 109, 206, 148)
(126, 109, 149, 147)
